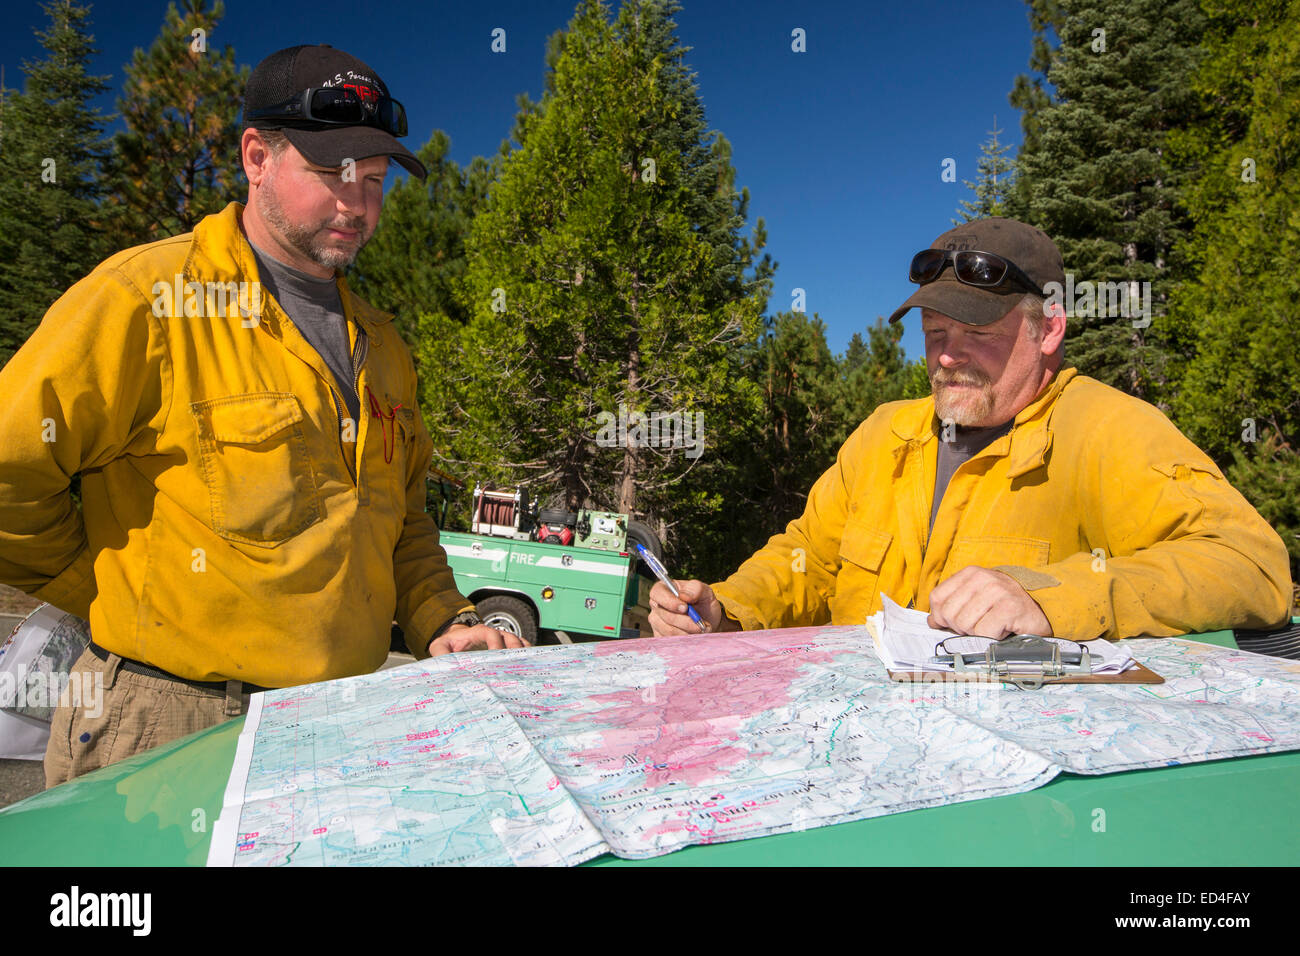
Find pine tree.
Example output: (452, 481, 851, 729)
(1166, 0, 1300, 586)
(955, 118, 1016, 223)
(744, 312, 843, 540)
(1008, 0, 1063, 170)
(839, 317, 908, 427)
(444, 0, 772, 568)
(107, 0, 246, 246)
(0, 0, 111, 365)
(1007, 0, 1206, 404)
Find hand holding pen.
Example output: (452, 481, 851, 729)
(637, 544, 737, 636)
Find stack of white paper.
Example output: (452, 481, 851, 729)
(868, 594, 1133, 674)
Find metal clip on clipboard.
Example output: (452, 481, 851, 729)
(935, 635, 1093, 690)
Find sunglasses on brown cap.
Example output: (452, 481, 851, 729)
(909, 248, 1043, 296)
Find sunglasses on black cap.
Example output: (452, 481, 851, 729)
(909, 248, 1043, 296)
(247, 87, 408, 137)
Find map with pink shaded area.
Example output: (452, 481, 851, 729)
(568, 629, 843, 789)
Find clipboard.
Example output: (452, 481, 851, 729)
(867, 621, 1163, 688)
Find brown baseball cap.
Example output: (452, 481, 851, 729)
(887, 217, 1065, 326)
(243, 44, 427, 180)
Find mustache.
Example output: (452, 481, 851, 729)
(325, 216, 367, 233)
(930, 368, 992, 388)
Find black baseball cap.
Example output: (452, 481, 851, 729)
(887, 217, 1066, 326)
(243, 44, 427, 180)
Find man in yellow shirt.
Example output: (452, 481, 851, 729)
(0, 45, 523, 785)
(649, 218, 1292, 641)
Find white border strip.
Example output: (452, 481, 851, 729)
(206, 692, 266, 867)
(443, 543, 628, 577)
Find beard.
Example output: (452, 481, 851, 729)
(256, 170, 373, 270)
(931, 367, 995, 426)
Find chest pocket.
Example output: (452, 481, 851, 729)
(192, 393, 324, 547)
(833, 522, 892, 621)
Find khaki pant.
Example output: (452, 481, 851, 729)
(44, 646, 250, 788)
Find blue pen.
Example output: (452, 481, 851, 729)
(634, 543, 706, 631)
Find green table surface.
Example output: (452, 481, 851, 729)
(3, 628, 1298, 867)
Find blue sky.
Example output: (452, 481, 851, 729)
(1, 0, 1039, 360)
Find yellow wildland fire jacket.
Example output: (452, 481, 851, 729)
(0, 203, 473, 686)
(713, 368, 1292, 641)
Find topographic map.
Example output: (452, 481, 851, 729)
(208, 627, 1300, 866)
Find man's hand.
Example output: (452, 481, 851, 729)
(927, 567, 1052, 639)
(427, 623, 530, 657)
(648, 579, 737, 636)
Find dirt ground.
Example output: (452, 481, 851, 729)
(0, 759, 44, 808)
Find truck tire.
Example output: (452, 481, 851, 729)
(477, 595, 539, 646)
(626, 520, 664, 564)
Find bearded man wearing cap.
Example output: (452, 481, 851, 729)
(0, 45, 524, 786)
(649, 218, 1292, 641)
